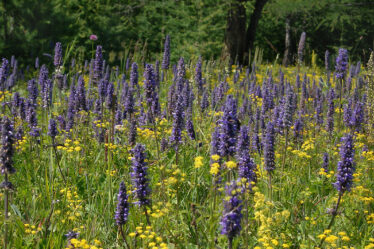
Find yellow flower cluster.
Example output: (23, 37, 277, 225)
(225, 161, 237, 169)
(317, 230, 352, 248)
(291, 149, 311, 159)
(104, 143, 120, 151)
(211, 154, 220, 161)
(253, 188, 291, 248)
(249, 94, 263, 107)
(57, 139, 82, 152)
(158, 118, 168, 126)
(335, 107, 343, 113)
(106, 169, 117, 176)
(137, 128, 156, 138)
(362, 150, 374, 161)
(66, 238, 102, 249)
(210, 162, 220, 175)
(213, 111, 224, 117)
(59, 187, 83, 224)
(24, 223, 42, 235)
(194, 156, 204, 169)
(15, 136, 28, 151)
(367, 213, 374, 224)
(301, 138, 315, 151)
(318, 168, 334, 178)
(162, 165, 186, 198)
(0, 90, 12, 102)
(350, 185, 374, 204)
(149, 202, 170, 219)
(93, 120, 110, 128)
(210, 155, 220, 175)
(129, 224, 168, 249)
(365, 238, 374, 249)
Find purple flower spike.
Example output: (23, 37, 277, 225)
(237, 126, 257, 189)
(94, 45, 103, 80)
(162, 35, 170, 70)
(131, 144, 151, 207)
(335, 48, 348, 79)
(1, 117, 15, 174)
(48, 118, 59, 139)
(130, 62, 138, 88)
(115, 182, 129, 226)
(264, 122, 275, 173)
(220, 180, 242, 242)
(54, 42, 63, 67)
(334, 134, 355, 193)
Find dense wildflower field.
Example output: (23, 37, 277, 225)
(0, 39, 374, 249)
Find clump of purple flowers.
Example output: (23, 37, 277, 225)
(334, 134, 355, 193)
(94, 45, 103, 80)
(48, 118, 59, 140)
(326, 89, 335, 134)
(170, 95, 185, 150)
(54, 42, 63, 67)
(220, 180, 242, 248)
(264, 122, 275, 173)
(1, 117, 15, 175)
(335, 48, 348, 79)
(115, 181, 129, 226)
(236, 126, 256, 190)
(130, 62, 138, 88)
(131, 144, 151, 207)
(195, 56, 203, 92)
(162, 35, 170, 70)
(0, 58, 9, 90)
(186, 118, 196, 140)
(219, 95, 239, 158)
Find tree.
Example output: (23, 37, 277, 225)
(225, 0, 268, 65)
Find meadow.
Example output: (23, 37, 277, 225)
(0, 38, 374, 249)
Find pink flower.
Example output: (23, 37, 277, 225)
(90, 34, 98, 41)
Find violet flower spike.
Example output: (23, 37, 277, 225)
(220, 180, 242, 246)
(264, 122, 275, 173)
(48, 118, 59, 139)
(162, 35, 170, 70)
(334, 134, 355, 193)
(54, 42, 63, 67)
(131, 144, 151, 207)
(115, 181, 129, 226)
(1, 117, 15, 174)
(94, 45, 103, 80)
(335, 48, 348, 80)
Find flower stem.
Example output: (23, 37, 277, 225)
(318, 192, 343, 248)
(119, 226, 130, 249)
(4, 173, 9, 249)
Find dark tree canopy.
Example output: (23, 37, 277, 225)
(0, 0, 373, 65)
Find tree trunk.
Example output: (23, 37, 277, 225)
(282, 16, 291, 67)
(243, 0, 268, 65)
(225, 0, 247, 65)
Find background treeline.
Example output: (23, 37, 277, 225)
(0, 0, 373, 66)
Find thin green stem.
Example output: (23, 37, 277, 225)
(4, 173, 9, 249)
(318, 192, 343, 248)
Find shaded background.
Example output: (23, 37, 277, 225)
(0, 0, 373, 66)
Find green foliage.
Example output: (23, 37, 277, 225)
(0, 0, 228, 65)
(256, 0, 374, 63)
(0, 0, 373, 65)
